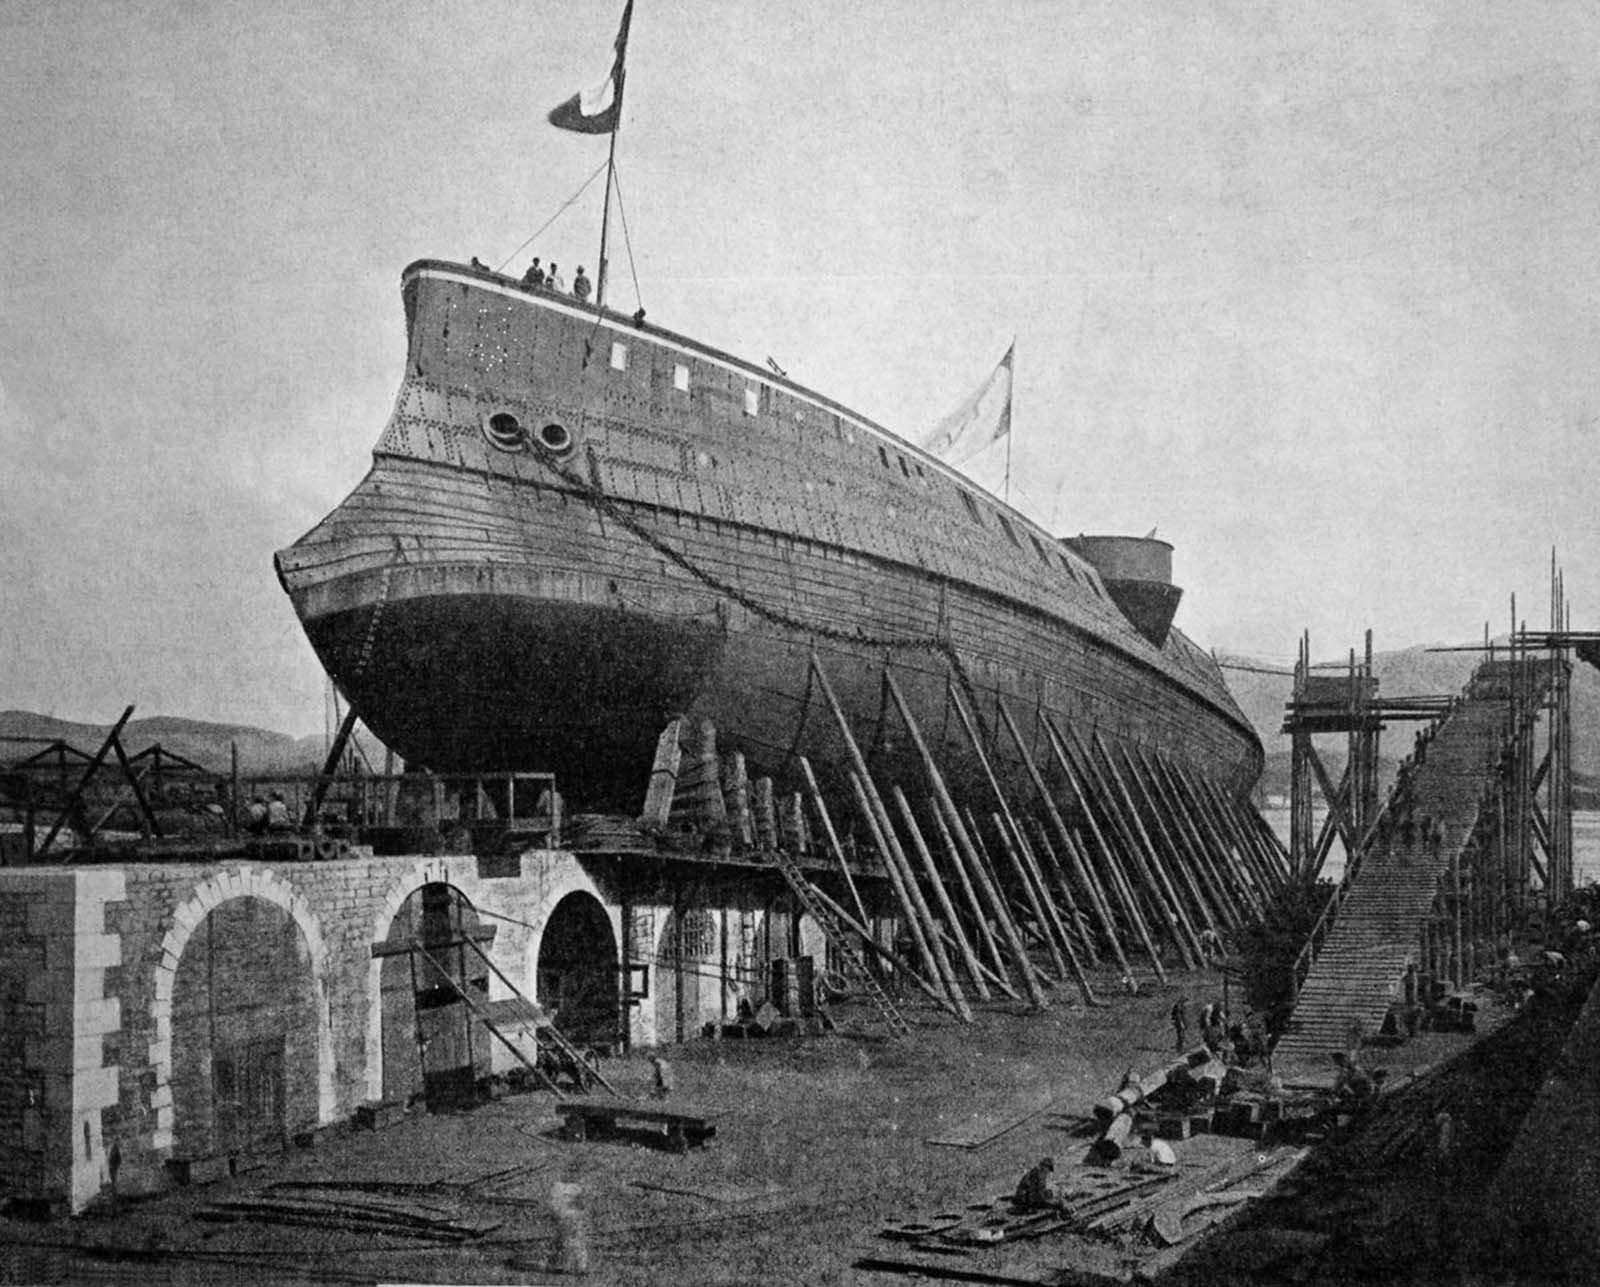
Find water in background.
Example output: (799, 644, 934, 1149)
(1261, 806, 1600, 889)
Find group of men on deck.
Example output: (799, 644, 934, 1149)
(467, 254, 593, 301)
(521, 257, 591, 301)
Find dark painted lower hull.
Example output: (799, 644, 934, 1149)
(298, 587, 1258, 815)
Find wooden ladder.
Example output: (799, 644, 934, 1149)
(404, 939, 622, 1099)
(458, 935, 623, 1097)
(767, 846, 912, 1038)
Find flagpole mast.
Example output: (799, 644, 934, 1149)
(1003, 412, 1012, 505)
(1003, 339, 1014, 505)
(597, 124, 619, 309)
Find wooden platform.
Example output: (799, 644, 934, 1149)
(555, 1098, 719, 1152)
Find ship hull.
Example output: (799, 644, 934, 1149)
(277, 261, 1263, 812)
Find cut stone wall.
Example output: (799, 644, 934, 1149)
(0, 848, 819, 1213)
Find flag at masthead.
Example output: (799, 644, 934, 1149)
(547, 1, 635, 308)
(921, 342, 1015, 467)
(548, 0, 635, 134)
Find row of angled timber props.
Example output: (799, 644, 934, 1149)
(809, 651, 1049, 1015)
(636, 651, 1287, 1027)
(637, 713, 961, 1023)
(808, 650, 974, 1021)
(930, 678, 1095, 1005)
(809, 650, 1293, 1015)
(864, 662, 1053, 1010)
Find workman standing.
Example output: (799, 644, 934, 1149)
(1170, 997, 1190, 1051)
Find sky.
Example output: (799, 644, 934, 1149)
(2, 0, 1597, 736)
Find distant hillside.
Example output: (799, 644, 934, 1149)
(1220, 642, 1600, 798)
(0, 711, 387, 776)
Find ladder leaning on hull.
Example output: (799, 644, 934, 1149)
(767, 844, 912, 1038)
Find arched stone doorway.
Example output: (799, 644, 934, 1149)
(653, 908, 719, 1044)
(536, 892, 618, 1048)
(378, 883, 490, 1107)
(170, 896, 319, 1162)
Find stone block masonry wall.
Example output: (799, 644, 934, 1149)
(0, 878, 50, 1201)
(1, 848, 821, 1212)
(0, 868, 125, 1213)
(1, 849, 623, 1211)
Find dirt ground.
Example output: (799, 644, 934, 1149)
(0, 964, 1518, 1287)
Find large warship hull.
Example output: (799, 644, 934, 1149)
(277, 262, 1262, 811)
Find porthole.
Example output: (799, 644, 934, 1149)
(536, 421, 575, 455)
(482, 410, 529, 452)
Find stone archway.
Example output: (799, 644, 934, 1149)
(535, 891, 618, 1048)
(653, 907, 720, 1044)
(377, 882, 490, 1107)
(149, 869, 332, 1154)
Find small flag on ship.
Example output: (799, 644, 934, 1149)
(548, 0, 635, 134)
(920, 341, 1014, 466)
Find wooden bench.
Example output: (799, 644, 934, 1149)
(555, 1098, 718, 1153)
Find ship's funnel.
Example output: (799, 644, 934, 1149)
(1062, 534, 1182, 648)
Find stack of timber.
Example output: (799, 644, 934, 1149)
(198, 1185, 500, 1242)
(1274, 659, 1554, 1070)
(869, 1136, 1307, 1276)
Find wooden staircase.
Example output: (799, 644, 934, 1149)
(1272, 675, 1533, 1071)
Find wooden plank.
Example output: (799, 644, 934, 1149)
(555, 1098, 720, 1127)
(924, 1091, 1070, 1150)
(371, 926, 497, 958)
